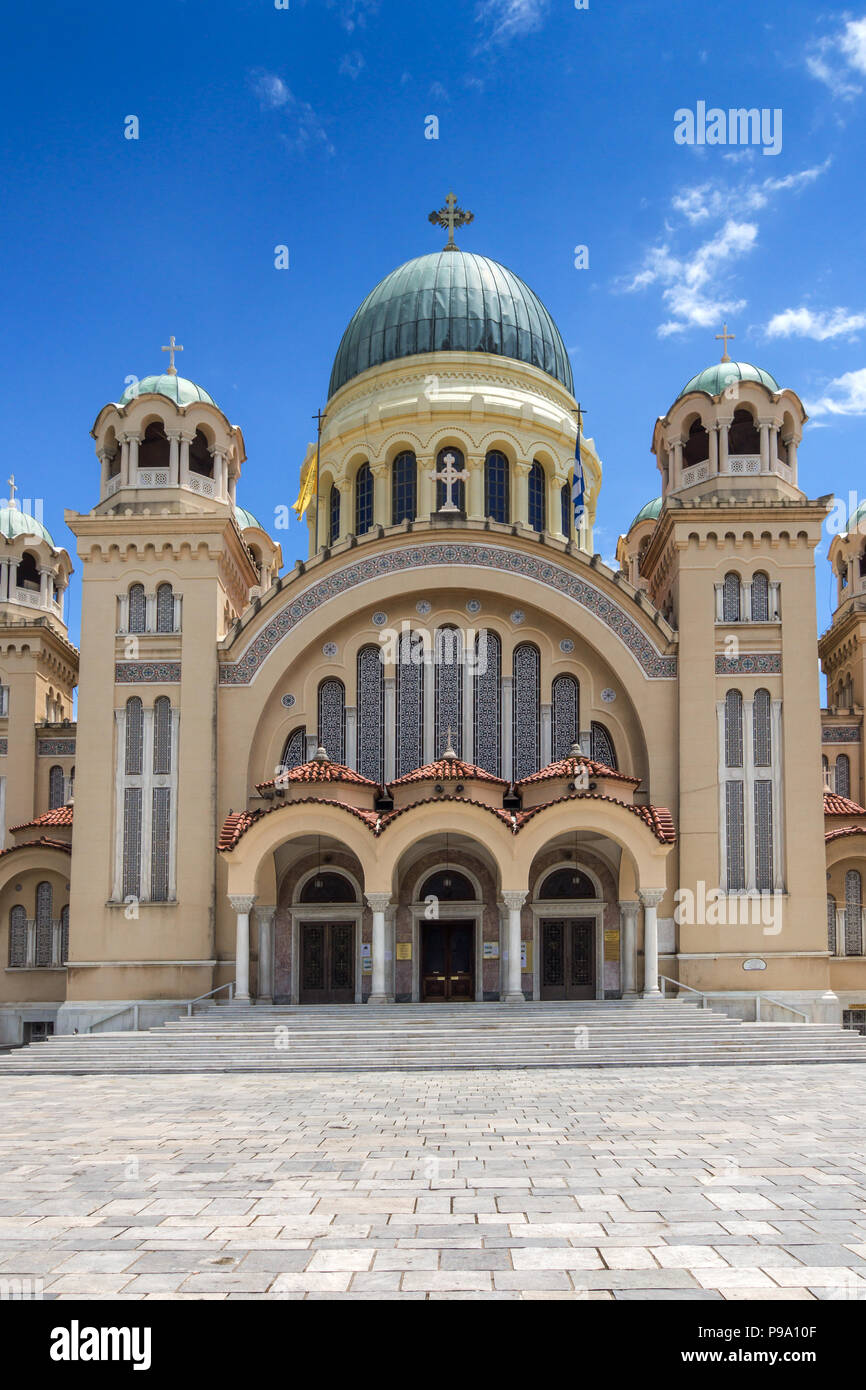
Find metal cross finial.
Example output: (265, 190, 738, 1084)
(428, 191, 474, 251)
(429, 452, 469, 513)
(7, 475, 16, 506)
(161, 335, 184, 375)
(715, 323, 735, 363)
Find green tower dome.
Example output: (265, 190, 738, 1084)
(677, 361, 779, 401)
(234, 505, 265, 531)
(328, 251, 574, 398)
(629, 496, 662, 530)
(0, 503, 55, 548)
(119, 374, 216, 408)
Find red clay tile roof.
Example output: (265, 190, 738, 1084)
(514, 792, 677, 844)
(388, 756, 508, 787)
(377, 796, 515, 831)
(10, 805, 73, 832)
(824, 792, 866, 816)
(0, 836, 72, 858)
(826, 825, 866, 844)
(256, 759, 380, 793)
(219, 797, 381, 851)
(517, 755, 640, 788)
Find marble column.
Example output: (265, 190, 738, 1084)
(179, 434, 191, 488)
(38, 567, 52, 609)
(514, 463, 530, 527)
(709, 424, 719, 475)
(256, 905, 276, 1002)
(619, 900, 639, 998)
(502, 891, 527, 1003)
(467, 456, 484, 520)
(128, 435, 139, 476)
(167, 431, 180, 485)
(418, 458, 436, 518)
(229, 895, 256, 1002)
(371, 464, 388, 527)
(672, 440, 683, 491)
(718, 419, 730, 474)
(120, 437, 130, 487)
(640, 889, 664, 998)
(366, 893, 392, 1004)
(759, 420, 770, 472)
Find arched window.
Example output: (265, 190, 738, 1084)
(753, 689, 772, 767)
(125, 697, 143, 776)
(49, 764, 65, 809)
(328, 483, 341, 546)
(822, 754, 830, 783)
(528, 461, 546, 532)
(391, 452, 416, 524)
(156, 583, 174, 633)
(35, 881, 53, 966)
(300, 872, 357, 903)
(419, 870, 476, 902)
(16, 550, 40, 591)
(355, 462, 373, 535)
(724, 690, 743, 767)
(845, 869, 862, 955)
(153, 696, 172, 775)
(435, 627, 463, 757)
(836, 754, 851, 799)
(722, 572, 741, 623)
(590, 721, 617, 769)
(8, 904, 27, 967)
(139, 421, 170, 471)
(539, 867, 595, 899)
(396, 632, 424, 776)
(188, 428, 213, 478)
(513, 643, 540, 780)
(751, 572, 770, 622)
(357, 646, 384, 783)
(60, 904, 69, 964)
(552, 675, 579, 761)
(473, 630, 501, 776)
(436, 448, 466, 513)
(484, 451, 510, 523)
(317, 679, 345, 765)
(128, 583, 146, 634)
(728, 408, 760, 455)
(725, 782, 746, 890)
(754, 780, 774, 891)
(281, 726, 307, 771)
(684, 418, 709, 467)
(827, 894, 837, 955)
(560, 482, 571, 540)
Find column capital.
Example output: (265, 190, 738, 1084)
(502, 890, 527, 911)
(639, 889, 665, 908)
(619, 899, 640, 917)
(365, 892, 391, 913)
(229, 894, 256, 914)
(255, 903, 276, 925)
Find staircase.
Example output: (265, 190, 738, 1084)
(2, 1000, 866, 1073)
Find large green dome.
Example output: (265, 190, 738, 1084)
(0, 504, 55, 548)
(329, 251, 574, 398)
(119, 374, 216, 408)
(677, 360, 779, 401)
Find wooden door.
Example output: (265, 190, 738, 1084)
(299, 921, 355, 1004)
(540, 917, 595, 1000)
(421, 921, 474, 1001)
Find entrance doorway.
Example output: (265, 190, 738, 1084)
(299, 921, 355, 1004)
(540, 917, 595, 1000)
(421, 920, 474, 1001)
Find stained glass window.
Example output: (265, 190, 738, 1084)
(153, 697, 172, 775)
(151, 787, 171, 902)
(435, 628, 463, 757)
(473, 630, 501, 776)
(561, 482, 571, 540)
(8, 905, 26, 967)
(827, 894, 837, 955)
(125, 698, 143, 776)
(357, 645, 384, 783)
(317, 679, 345, 764)
(724, 690, 743, 768)
(552, 675, 579, 760)
(513, 643, 540, 780)
(392, 452, 416, 524)
(722, 572, 741, 623)
(485, 451, 510, 523)
(836, 754, 851, 799)
(281, 727, 306, 771)
(156, 583, 174, 633)
(751, 571, 770, 622)
(528, 461, 546, 532)
(591, 721, 617, 770)
(754, 780, 773, 891)
(845, 869, 862, 955)
(49, 764, 65, 809)
(753, 689, 772, 767)
(35, 881, 53, 966)
(60, 904, 69, 964)
(725, 781, 745, 891)
(396, 633, 424, 776)
(128, 583, 146, 634)
(355, 462, 373, 535)
(436, 448, 465, 513)
(329, 483, 341, 545)
(122, 787, 142, 900)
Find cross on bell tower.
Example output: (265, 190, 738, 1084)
(715, 323, 735, 363)
(161, 335, 184, 375)
(428, 191, 474, 251)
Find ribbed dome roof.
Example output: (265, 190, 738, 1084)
(629, 497, 662, 530)
(677, 361, 779, 401)
(329, 251, 573, 398)
(119, 374, 216, 408)
(234, 505, 265, 532)
(0, 504, 55, 548)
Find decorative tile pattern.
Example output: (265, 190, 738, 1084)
(115, 662, 181, 684)
(714, 653, 782, 676)
(280, 693, 296, 709)
(823, 726, 861, 744)
(219, 543, 678, 686)
(36, 739, 75, 756)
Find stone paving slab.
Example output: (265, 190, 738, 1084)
(1, 1064, 866, 1299)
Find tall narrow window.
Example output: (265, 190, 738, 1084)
(845, 869, 863, 955)
(725, 782, 746, 891)
(827, 894, 837, 956)
(751, 572, 770, 622)
(355, 462, 373, 535)
(156, 582, 174, 633)
(8, 904, 26, 967)
(391, 452, 416, 524)
(560, 482, 571, 540)
(753, 689, 772, 767)
(125, 697, 143, 776)
(724, 690, 743, 767)
(722, 572, 741, 623)
(754, 780, 774, 891)
(552, 675, 580, 760)
(436, 448, 465, 513)
(396, 633, 424, 776)
(128, 583, 146, 634)
(35, 881, 53, 967)
(591, 721, 617, 770)
(153, 697, 172, 775)
(328, 483, 341, 546)
(151, 787, 171, 902)
(528, 461, 546, 532)
(435, 628, 463, 757)
(49, 764, 65, 809)
(281, 727, 306, 771)
(59, 904, 69, 964)
(317, 679, 345, 764)
(357, 646, 384, 783)
(122, 788, 142, 900)
(473, 630, 501, 776)
(513, 643, 540, 780)
(836, 754, 851, 799)
(484, 451, 510, 523)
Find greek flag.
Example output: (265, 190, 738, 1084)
(572, 415, 586, 531)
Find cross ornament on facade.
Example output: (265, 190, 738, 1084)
(715, 323, 735, 363)
(428, 191, 474, 251)
(161, 335, 184, 375)
(429, 452, 469, 513)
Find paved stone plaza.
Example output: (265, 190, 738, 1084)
(2, 1063, 866, 1300)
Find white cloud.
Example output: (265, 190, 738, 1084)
(250, 71, 334, 157)
(331, 0, 380, 32)
(252, 72, 290, 109)
(475, 0, 548, 46)
(624, 220, 756, 337)
(766, 307, 866, 341)
(671, 162, 830, 223)
(807, 16, 866, 97)
(807, 367, 866, 416)
(339, 51, 366, 79)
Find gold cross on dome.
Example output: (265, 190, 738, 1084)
(428, 191, 474, 251)
(715, 323, 735, 363)
(161, 335, 184, 375)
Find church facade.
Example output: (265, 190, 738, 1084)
(3, 226, 866, 1043)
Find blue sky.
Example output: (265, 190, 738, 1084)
(3, 0, 866, 643)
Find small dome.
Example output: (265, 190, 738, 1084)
(629, 496, 662, 530)
(234, 505, 265, 532)
(677, 361, 779, 401)
(0, 503, 55, 548)
(848, 499, 866, 533)
(119, 374, 216, 408)
(329, 250, 573, 397)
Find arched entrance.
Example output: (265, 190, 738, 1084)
(296, 870, 359, 1005)
(416, 868, 478, 1002)
(533, 864, 605, 1001)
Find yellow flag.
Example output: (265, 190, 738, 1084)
(293, 446, 317, 518)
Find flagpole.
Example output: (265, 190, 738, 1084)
(313, 408, 326, 550)
(571, 403, 586, 544)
